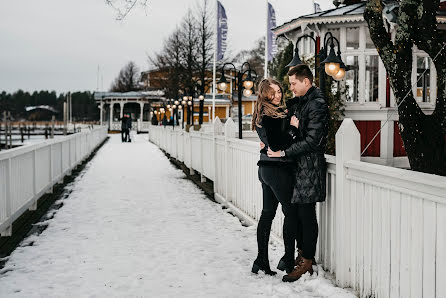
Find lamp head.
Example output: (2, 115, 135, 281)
(243, 89, 253, 97)
(198, 95, 205, 101)
(217, 73, 228, 91)
(321, 45, 342, 76)
(243, 71, 254, 89)
(286, 46, 303, 68)
(332, 62, 346, 81)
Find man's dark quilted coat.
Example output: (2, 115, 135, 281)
(285, 86, 329, 204)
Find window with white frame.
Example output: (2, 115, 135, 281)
(365, 55, 379, 102)
(345, 55, 359, 102)
(415, 56, 431, 103)
(338, 25, 385, 105)
(346, 27, 360, 50)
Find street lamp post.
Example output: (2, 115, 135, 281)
(198, 94, 205, 125)
(217, 62, 255, 139)
(188, 95, 193, 125)
(285, 32, 347, 95)
(181, 97, 186, 128)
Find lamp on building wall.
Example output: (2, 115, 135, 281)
(217, 62, 256, 139)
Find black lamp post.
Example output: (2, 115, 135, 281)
(181, 97, 187, 128)
(189, 95, 194, 125)
(217, 62, 255, 139)
(285, 32, 347, 95)
(198, 94, 205, 124)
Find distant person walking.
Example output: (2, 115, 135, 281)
(125, 114, 132, 142)
(120, 114, 128, 143)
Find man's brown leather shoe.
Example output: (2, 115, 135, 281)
(295, 249, 317, 266)
(283, 257, 314, 282)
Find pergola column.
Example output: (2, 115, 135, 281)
(120, 102, 124, 118)
(99, 102, 103, 125)
(139, 102, 144, 122)
(109, 103, 113, 127)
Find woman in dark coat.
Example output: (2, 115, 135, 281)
(251, 78, 297, 275)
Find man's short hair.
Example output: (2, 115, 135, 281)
(287, 64, 313, 84)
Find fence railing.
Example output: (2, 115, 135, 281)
(0, 126, 108, 236)
(149, 118, 446, 298)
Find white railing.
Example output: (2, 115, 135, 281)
(0, 126, 108, 237)
(149, 118, 446, 298)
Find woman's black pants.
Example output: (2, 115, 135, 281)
(257, 166, 297, 265)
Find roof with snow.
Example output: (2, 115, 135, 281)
(273, 1, 446, 36)
(25, 105, 58, 113)
(94, 90, 165, 101)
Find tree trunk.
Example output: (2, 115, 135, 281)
(365, 0, 446, 175)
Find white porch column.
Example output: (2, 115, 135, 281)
(120, 102, 124, 118)
(380, 120, 394, 166)
(208, 106, 211, 122)
(109, 103, 113, 127)
(140, 103, 144, 121)
(139, 102, 144, 131)
(99, 102, 103, 125)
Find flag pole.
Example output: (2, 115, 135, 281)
(212, 0, 217, 123)
(264, 0, 268, 78)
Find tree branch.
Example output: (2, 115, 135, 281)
(364, 0, 395, 64)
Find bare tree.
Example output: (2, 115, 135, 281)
(364, 0, 446, 175)
(105, 0, 149, 20)
(196, 0, 214, 95)
(110, 61, 140, 92)
(150, 28, 183, 99)
(180, 10, 199, 96)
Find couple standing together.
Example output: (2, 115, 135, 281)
(251, 64, 329, 282)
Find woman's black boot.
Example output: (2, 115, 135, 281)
(276, 256, 295, 274)
(252, 258, 277, 276)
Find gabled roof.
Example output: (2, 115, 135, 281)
(274, 1, 446, 37)
(273, 2, 365, 36)
(94, 90, 164, 101)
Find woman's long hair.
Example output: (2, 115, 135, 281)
(252, 78, 286, 129)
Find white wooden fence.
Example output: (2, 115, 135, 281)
(149, 118, 446, 298)
(0, 126, 108, 237)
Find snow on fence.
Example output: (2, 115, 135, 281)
(149, 118, 446, 298)
(0, 126, 108, 237)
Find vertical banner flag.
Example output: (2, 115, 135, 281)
(217, 1, 228, 61)
(267, 2, 277, 61)
(314, 1, 322, 13)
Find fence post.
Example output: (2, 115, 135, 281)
(224, 118, 236, 202)
(1, 158, 12, 236)
(212, 117, 223, 189)
(335, 118, 360, 287)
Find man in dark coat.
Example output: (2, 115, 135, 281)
(267, 64, 329, 282)
(125, 114, 132, 142)
(120, 114, 128, 142)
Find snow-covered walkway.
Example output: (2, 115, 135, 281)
(0, 134, 356, 297)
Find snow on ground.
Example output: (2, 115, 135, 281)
(0, 134, 356, 297)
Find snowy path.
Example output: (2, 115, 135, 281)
(0, 134, 356, 297)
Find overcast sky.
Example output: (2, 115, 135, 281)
(0, 0, 334, 94)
